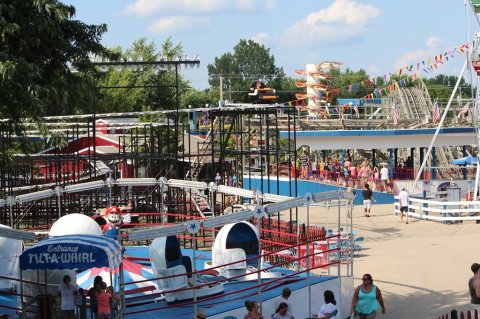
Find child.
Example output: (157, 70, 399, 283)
(96, 281, 119, 319)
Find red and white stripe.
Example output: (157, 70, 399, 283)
(392, 100, 399, 127)
(457, 101, 470, 119)
(432, 100, 440, 123)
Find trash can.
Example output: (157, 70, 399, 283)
(37, 294, 53, 319)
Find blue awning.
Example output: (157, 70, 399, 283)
(19, 235, 122, 270)
(451, 155, 478, 165)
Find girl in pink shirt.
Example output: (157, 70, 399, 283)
(96, 282, 119, 319)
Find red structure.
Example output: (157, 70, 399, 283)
(30, 134, 131, 183)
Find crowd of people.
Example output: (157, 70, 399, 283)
(194, 280, 386, 319)
(296, 154, 391, 193)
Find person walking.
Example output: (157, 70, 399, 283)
(299, 150, 310, 179)
(469, 263, 480, 310)
(380, 165, 389, 192)
(96, 281, 120, 319)
(244, 300, 263, 319)
(351, 274, 386, 319)
(57, 275, 79, 319)
(314, 290, 337, 319)
(362, 184, 374, 217)
(398, 187, 409, 224)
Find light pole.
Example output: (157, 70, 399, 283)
(89, 55, 200, 179)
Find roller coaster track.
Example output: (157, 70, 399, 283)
(391, 80, 471, 177)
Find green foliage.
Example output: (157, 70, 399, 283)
(207, 39, 286, 102)
(95, 37, 189, 113)
(0, 0, 112, 121)
(181, 88, 220, 108)
(423, 74, 471, 102)
(330, 68, 370, 99)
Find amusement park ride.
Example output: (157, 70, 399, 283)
(2, 1, 480, 318)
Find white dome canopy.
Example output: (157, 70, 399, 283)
(50, 213, 102, 236)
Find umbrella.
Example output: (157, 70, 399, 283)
(451, 155, 478, 165)
(77, 258, 158, 296)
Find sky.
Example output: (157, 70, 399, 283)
(63, 0, 477, 89)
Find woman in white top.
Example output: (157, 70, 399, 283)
(314, 290, 337, 319)
(272, 302, 294, 319)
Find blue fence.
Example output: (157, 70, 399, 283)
(243, 177, 394, 205)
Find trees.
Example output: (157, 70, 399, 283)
(207, 39, 287, 102)
(95, 37, 189, 113)
(423, 74, 471, 102)
(0, 0, 112, 121)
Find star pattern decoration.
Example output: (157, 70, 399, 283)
(189, 222, 198, 231)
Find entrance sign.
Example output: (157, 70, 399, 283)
(20, 235, 121, 270)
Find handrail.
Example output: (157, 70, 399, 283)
(124, 233, 340, 286)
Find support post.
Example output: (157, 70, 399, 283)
(159, 177, 167, 225)
(389, 149, 394, 179)
(253, 200, 265, 316)
(304, 193, 312, 318)
(55, 186, 63, 219)
(187, 219, 201, 318)
(209, 182, 218, 242)
(192, 231, 198, 316)
(419, 148, 424, 180)
(432, 147, 437, 180)
(6, 196, 15, 228)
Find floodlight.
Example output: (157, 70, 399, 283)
(64, 180, 105, 194)
(16, 189, 55, 203)
(202, 210, 254, 228)
(167, 179, 207, 190)
(128, 223, 187, 241)
(264, 197, 306, 215)
(116, 178, 157, 187)
(0, 227, 35, 241)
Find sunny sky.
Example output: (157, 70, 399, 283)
(63, 0, 476, 89)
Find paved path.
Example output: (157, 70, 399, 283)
(286, 203, 479, 318)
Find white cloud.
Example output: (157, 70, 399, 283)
(120, 0, 277, 17)
(394, 36, 441, 70)
(281, 0, 381, 47)
(147, 16, 212, 35)
(251, 32, 275, 45)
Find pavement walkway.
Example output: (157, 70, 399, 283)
(286, 202, 479, 318)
